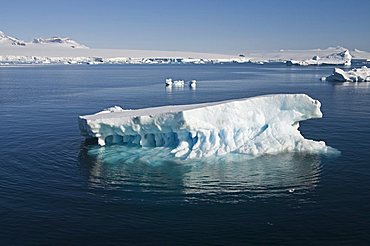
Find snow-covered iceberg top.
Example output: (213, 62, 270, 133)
(286, 50, 352, 66)
(79, 94, 334, 159)
(324, 66, 370, 82)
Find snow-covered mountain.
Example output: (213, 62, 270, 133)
(0, 31, 26, 46)
(32, 37, 88, 49)
(0, 30, 88, 49)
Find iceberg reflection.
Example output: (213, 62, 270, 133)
(78, 143, 332, 202)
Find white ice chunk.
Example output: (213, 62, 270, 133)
(165, 78, 173, 86)
(172, 80, 185, 87)
(79, 94, 333, 159)
(189, 80, 197, 88)
(325, 66, 370, 82)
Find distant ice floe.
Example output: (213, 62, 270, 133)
(189, 80, 197, 88)
(324, 66, 370, 82)
(79, 94, 336, 159)
(165, 78, 196, 88)
(172, 80, 185, 87)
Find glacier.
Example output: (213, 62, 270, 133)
(286, 50, 352, 66)
(79, 94, 334, 159)
(2, 31, 370, 66)
(324, 66, 370, 82)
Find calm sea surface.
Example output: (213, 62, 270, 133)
(0, 63, 369, 245)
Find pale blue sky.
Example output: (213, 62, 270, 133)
(1, 0, 369, 54)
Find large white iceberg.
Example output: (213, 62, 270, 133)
(79, 94, 333, 159)
(325, 66, 370, 82)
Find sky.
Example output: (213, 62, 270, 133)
(1, 0, 370, 54)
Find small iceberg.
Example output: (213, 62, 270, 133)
(172, 80, 185, 87)
(79, 94, 336, 159)
(165, 78, 184, 87)
(165, 78, 196, 88)
(324, 66, 370, 82)
(165, 78, 173, 86)
(189, 80, 197, 88)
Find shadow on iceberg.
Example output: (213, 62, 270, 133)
(78, 140, 339, 203)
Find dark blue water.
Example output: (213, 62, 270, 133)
(1, 64, 370, 245)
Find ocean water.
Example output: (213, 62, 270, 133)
(1, 63, 370, 245)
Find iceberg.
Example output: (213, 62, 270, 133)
(189, 80, 197, 88)
(165, 78, 195, 88)
(172, 80, 185, 87)
(79, 94, 333, 159)
(286, 50, 352, 66)
(325, 66, 370, 82)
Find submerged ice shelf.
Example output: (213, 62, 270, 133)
(79, 94, 333, 159)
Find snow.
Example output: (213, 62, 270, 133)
(0, 45, 363, 66)
(325, 66, 370, 82)
(96, 106, 125, 115)
(350, 48, 370, 60)
(286, 50, 351, 66)
(79, 94, 333, 159)
(32, 37, 88, 49)
(0, 30, 87, 49)
(0, 31, 237, 64)
(1, 31, 370, 66)
(0, 31, 26, 46)
(244, 46, 351, 63)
